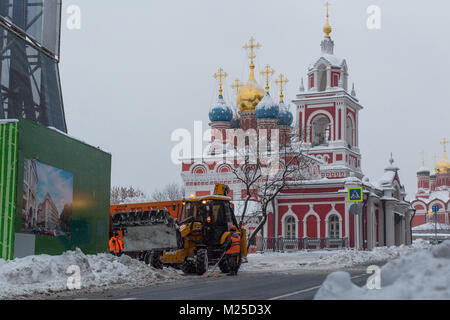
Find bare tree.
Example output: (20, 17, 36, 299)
(228, 127, 317, 249)
(150, 182, 185, 202)
(110, 185, 147, 204)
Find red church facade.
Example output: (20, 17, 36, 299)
(181, 22, 413, 250)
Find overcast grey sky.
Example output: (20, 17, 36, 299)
(59, 0, 449, 200)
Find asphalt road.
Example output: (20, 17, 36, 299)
(73, 262, 382, 300)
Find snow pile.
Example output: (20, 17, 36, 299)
(315, 240, 450, 300)
(413, 222, 450, 231)
(0, 248, 182, 299)
(242, 240, 431, 272)
(120, 196, 152, 204)
(308, 239, 430, 269)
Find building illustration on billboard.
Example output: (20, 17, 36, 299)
(22, 159, 73, 237)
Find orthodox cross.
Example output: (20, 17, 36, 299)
(419, 150, 425, 166)
(260, 64, 275, 93)
(231, 78, 242, 97)
(243, 37, 262, 66)
(441, 137, 448, 157)
(214, 67, 228, 95)
(275, 74, 289, 101)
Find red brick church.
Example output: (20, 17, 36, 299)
(180, 10, 413, 249)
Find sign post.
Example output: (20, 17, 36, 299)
(432, 205, 439, 244)
(348, 187, 364, 250)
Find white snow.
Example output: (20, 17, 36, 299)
(315, 240, 450, 300)
(120, 195, 152, 204)
(0, 248, 183, 299)
(416, 190, 450, 204)
(413, 222, 450, 231)
(242, 239, 431, 272)
(0, 240, 435, 299)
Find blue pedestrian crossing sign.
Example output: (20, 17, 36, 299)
(348, 187, 363, 202)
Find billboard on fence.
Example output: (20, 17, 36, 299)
(21, 159, 73, 237)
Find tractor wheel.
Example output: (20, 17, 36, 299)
(181, 260, 196, 274)
(146, 250, 163, 269)
(196, 249, 208, 275)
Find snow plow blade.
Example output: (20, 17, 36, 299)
(111, 209, 179, 252)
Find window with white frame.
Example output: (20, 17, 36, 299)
(284, 216, 296, 239)
(328, 214, 340, 238)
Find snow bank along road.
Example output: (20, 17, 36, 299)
(1, 239, 444, 300)
(72, 265, 378, 300)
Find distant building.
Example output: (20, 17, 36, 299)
(411, 139, 450, 226)
(37, 193, 60, 230)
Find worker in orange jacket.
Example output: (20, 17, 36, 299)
(225, 225, 241, 276)
(109, 231, 123, 257)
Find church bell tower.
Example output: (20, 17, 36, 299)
(292, 2, 364, 179)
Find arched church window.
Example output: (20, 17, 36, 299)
(312, 116, 330, 147)
(328, 215, 340, 238)
(317, 64, 327, 92)
(284, 216, 296, 239)
(346, 117, 354, 148)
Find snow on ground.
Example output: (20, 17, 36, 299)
(0, 248, 183, 300)
(242, 239, 431, 272)
(0, 240, 433, 299)
(315, 240, 450, 300)
(413, 222, 450, 231)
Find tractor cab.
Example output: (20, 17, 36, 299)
(181, 197, 238, 246)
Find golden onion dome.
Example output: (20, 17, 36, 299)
(435, 159, 450, 174)
(323, 23, 332, 38)
(435, 138, 450, 174)
(237, 64, 264, 113)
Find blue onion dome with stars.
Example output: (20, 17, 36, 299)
(256, 92, 279, 119)
(278, 100, 293, 126)
(209, 94, 233, 122)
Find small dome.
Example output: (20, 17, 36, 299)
(209, 95, 233, 122)
(278, 100, 293, 126)
(256, 92, 279, 119)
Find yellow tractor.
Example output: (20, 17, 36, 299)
(147, 184, 247, 275)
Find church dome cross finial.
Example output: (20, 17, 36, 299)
(231, 78, 242, 97)
(435, 137, 450, 174)
(320, 2, 335, 55)
(243, 37, 262, 80)
(214, 67, 228, 96)
(441, 137, 448, 159)
(260, 64, 275, 93)
(323, 2, 332, 39)
(420, 150, 425, 167)
(231, 78, 243, 106)
(275, 73, 289, 101)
